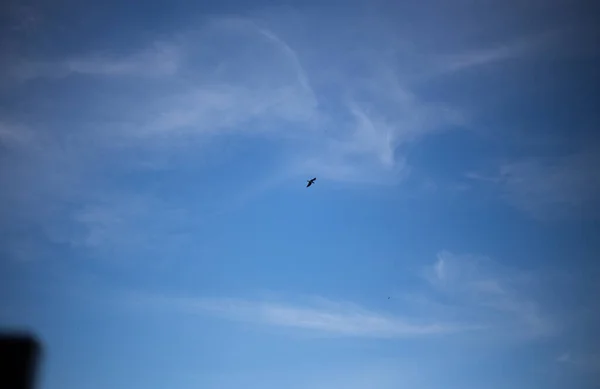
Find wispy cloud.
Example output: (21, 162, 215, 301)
(423, 251, 556, 338)
(428, 45, 526, 78)
(3, 2, 43, 33)
(254, 25, 314, 98)
(8, 41, 181, 81)
(428, 34, 549, 76)
(38, 191, 209, 268)
(296, 104, 409, 185)
(122, 252, 558, 341)
(122, 251, 556, 342)
(2, 13, 468, 186)
(557, 352, 600, 373)
(0, 15, 320, 224)
(466, 149, 600, 220)
(416, 28, 568, 81)
(1, 11, 581, 269)
(66, 43, 180, 77)
(130, 293, 475, 338)
(0, 122, 33, 146)
(293, 67, 465, 184)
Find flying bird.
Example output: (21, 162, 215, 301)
(306, 177, 316, 188)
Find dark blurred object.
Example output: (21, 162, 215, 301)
(0, 333, 41, 389)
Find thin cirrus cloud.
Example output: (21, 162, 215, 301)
(557, 352, 600, 373)
(8, 41, 182, 81)
(292, 66, 466, 184)
(465, 148, 600, 220)
(0, 122, 33, 146)
(422, 251, 556, 338)
(1, 15, 470, 186)
(422, 30, 560, 78)
(254, 24, 315, 97)
(0, 13, 574, 261)
(3, 12, 566, 194)
(129, 293, 477, 339)
(125, 250, 558, 341)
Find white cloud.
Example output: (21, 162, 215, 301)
(433, 254, 446, 281)
(10, 41, 181, 81)
(130, 294, 475, 338)
(255, 25, 315, 98)
(3, 13, 581, 269)
(291, 68, 464, 184)
(415, 29, 566, 81)
(425, 251, 555, 338)
(119, 252, 558, 344)
(56, 193, 207, 268)
(0, 122, 33, 146)
(127, 84, 316, 140)
(3, 14, 468, 186)
(3, 2, 43, 34)
(65, 42, 180, 77)
(295, 105, 407, 185)
(428, 37, 542, 76)
(467, 150, 600, 220)
(557, 352, 572, 363)
(2, 7, 586, 197)
(41, 18, 319, 145)
(557, 351, 600, 373)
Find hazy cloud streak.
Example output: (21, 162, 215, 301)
(131, 294, 477, 338)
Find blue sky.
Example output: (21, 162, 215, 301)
(1, 0, 600, 388)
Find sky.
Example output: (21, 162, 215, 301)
(1, 0, 600, 388)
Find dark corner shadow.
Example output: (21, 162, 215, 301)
(0, 331, 42, 389)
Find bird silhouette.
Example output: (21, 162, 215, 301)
(306, 177, 316, 188)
